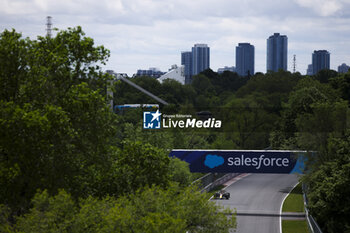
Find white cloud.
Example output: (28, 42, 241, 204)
(294, 0, 342, 16)
(0, 0, 349, 75)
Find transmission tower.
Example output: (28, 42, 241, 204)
(46, 16, 52, 38)
(293, 54, 296, 73)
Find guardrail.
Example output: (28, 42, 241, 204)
(302, 184, 323, 233)
(191, 173, 223, 191)
(192, 173, 240, 193)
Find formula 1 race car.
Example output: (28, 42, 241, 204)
(214, 190, 230, 200)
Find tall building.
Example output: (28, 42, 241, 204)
(266, 33, 288, 72)
(312, 50, 330, 75)
(181, 51, 192, 84)
(306, 64, 313, 75)
(338, 63, 349, 73)
(192, 44, 210, 76)
(236, 43, 254, 77)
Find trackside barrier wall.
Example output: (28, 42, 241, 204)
(201, 173, 240, 193)
(191, 173, 224, 191)
(191, 173, 240, 192)
(302, 184, 323, 233)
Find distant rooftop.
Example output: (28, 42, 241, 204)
(238, 42, 253, 46)
(313, 50, 330, 53)
(194, 44, 208, 47)
(269, 33, 287, 38)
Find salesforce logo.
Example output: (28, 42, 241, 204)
(204, 154, 225, 169)
(228, 154, 289, 170)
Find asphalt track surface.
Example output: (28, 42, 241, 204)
(212, 173, 299, 233)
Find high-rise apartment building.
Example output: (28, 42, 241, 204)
(181, 51, 192, 84)
(192, 44, 210, 76)
(312, 50, 330, 75)
(180, 44, 210, 84)
(236, 43, 254, 76)
(266, 33, 288, 72)
(338, 63, 349, 74)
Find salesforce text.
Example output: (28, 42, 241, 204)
(227, 154, 289, 170)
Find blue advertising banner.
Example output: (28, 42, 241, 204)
(169, 150, 306, 174)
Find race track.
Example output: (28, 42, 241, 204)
(212, 173, 299, 233)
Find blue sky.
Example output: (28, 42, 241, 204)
(1, 0, 350, 76)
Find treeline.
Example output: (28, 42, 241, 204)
(115, 64, 350, 232)
(0, 28, 235, 232)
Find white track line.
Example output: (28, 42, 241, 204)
(279, 182, 299, 233)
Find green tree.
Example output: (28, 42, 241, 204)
(200, 69, 247, 95)
(0, 27, 117, 212)
(168, 157, 193, 187)
(0, 204, 13, 233)
(110, 141, 171, 195)
(295, 100, 348, 154)
(222, 94, 278, 149)
(270, 78, 339, 149)
(161, 79, 196, 105)
(121, 122, 174, 149)
(14, 185, 236, 233)
(302, 132, 350, 233)
(15, 190, 76, 233)
(314, 69, 338, 83)
(217, 71, 247, 93)
(236, 70, 301, 109)
(329, 71, 350, 102)
(191, 74, 215, 95)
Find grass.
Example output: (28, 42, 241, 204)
(282, 183, 304, 213)
(282, 220, 309, 233)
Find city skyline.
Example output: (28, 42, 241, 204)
(1, 0, 350, 76)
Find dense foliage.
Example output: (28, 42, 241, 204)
(0, 27, 118, 212)
(1, 185, 235, 233)
(0, 28, 236, 232)
(302, 132, 350, 233)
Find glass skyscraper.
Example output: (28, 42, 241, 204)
(312, 50, 330, 75)
(266, 33, 288, 72)
(236, 43, 254, 77)
(181, 51, 192, 84)
(192, 44, 210, 76)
